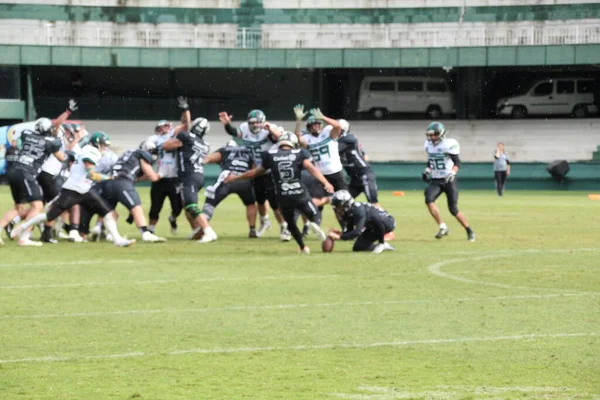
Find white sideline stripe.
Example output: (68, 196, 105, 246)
(0, 259, 137, 268)
(2, 292, 598, 320)
(427, 248, 600, 291)
(0, 249, 540, 269)
(0, 274, 340, 290)
(1, 332, 597, 364)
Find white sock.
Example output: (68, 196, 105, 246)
(440, 223, 448, 230)
(204, 226, 215, 237)
(95, 221, 103, 230)
(261, 215, 269, 223)
(12, 215, 21, 224)
(19, 213, 48, 234)
(281, 221, 288, 229)
(103, 214, 123, 242)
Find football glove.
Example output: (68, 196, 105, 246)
(293, 104, 308, 121)
(177, 96, 189, 111)
(67, 99, 78, 113)
(445, 171, 456, 183)
(309, 107, 325, 120)
(421, 170, 431, 182)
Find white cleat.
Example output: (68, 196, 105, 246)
(68, 230, 84, 243)
(300, 246, 310, 254)
(114, 238, 136, 247)
(58, 230, 71, 240)
(18, 238, 43, 247)
(383, 242, 395, 251)
(9, 225, 23, 240)
(309, 222, 327, 242)
(279, 228, 292, 242)
(196, 229, 217, 243)
(256, 218, 271, 237)
(142, 231, 167, 243)
(0, 236, 4, 246)
(372, 243, 385, 254)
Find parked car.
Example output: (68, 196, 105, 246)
(496, 78, 598, 118)
(357, 76, 454, 119)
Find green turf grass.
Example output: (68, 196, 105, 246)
(0, 188, 599, 399)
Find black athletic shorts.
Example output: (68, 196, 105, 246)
(180, 173, 204, 206)
(348, 171, 379, 204)
(6, 167, 43, 204)
(47, 188, 112, 222)
(101, 178, 142, 211)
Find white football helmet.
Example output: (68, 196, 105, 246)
(338, 119, 350, 134)
(190, 117, 210, 137)
(277, 131, 299, 149)
(226, 139, 237, 147)
(35, 118, 53, 135)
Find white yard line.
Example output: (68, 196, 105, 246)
(0, 274, 340, 290)
(2, 292, 597, 320)
(426, 248, 600, 292)
(1, 332, 597, 364)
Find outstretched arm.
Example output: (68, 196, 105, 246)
(203, 152, 223, 165)
(293, 104, 309, 148)
(303, 159, 333, 194)
(309, 108, 342, 139)
(219, 112, 241, 138)
(53, 99, 79, 130)
(225, 166, 266, 183)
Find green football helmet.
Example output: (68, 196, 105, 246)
(247, 109, 266, 134)
(89, 131, 111, 148)
(306, 115, 323, 134)
(426, 121, 446, 145)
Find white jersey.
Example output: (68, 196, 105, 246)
(6, 121, 36, 144)
(424, 137, 460, 179)
(238, 122, 274, 167)
(302, 125, 342, 175)
(62, 145, 103, 194)
(58, 142, 82, 180)
(96, 149, 118, 174)
(40, 149, 64, 176)
(148, 130, 178, 178)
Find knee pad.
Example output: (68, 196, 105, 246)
(449, 205, 459, 216)
(185, 203, 202, 218)
(201, 203, 215, 221)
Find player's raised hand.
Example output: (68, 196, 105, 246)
(176, 96, 189, 111)
(218, 112, 232, 125)
(293, 104, 307, 121)
(67, 99, 78, 113)
(309, 107, 325, 120)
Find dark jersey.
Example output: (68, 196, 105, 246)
(177, 131, 210, 177)
(111, 149, 154, 181)
(14, 130, 62, 174)
(341, 202, 393, 240)
(261, 147, 312, 199)
(217, 145, 253, 174)
(337, 134, 371, 178)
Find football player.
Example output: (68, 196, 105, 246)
(219, 109, 291, 241)
(422, 121, 475, 242)
(327, 190, 395, 254)
(201, 140, 258, 238)
(10, 132, 135, 247)
(144, 119, 182, 235)
(336, 119, 380, 208)
(100, 144, 166, 243)
(226, 129, 333, 254)
(293, 105, 348, 191)
(161, 98, 215, 243)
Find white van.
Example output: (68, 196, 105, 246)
(496, 78, 598, 118)
(357, 76, 454, 119)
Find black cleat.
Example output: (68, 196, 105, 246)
(249, 229, 258, 238)
(4, 222, 14, 240)
(435, 227, 449, 239)
(168, 215, 178, 235)
(467, 230, 476, 242)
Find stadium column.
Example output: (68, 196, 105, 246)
(456, 67, 485, 120)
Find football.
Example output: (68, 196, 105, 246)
(321, 237, 335, 253)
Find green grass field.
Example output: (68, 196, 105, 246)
(1, 188, 599, 400)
